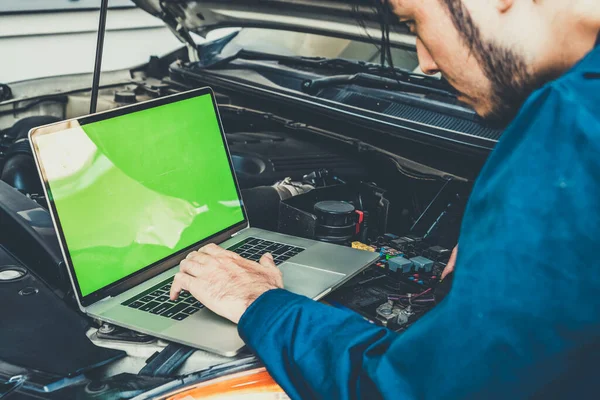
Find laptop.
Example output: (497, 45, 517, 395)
(28, 87, 379, 356)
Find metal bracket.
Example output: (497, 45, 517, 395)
(152, 1, 200, 63)
(96, 323, 156, 344)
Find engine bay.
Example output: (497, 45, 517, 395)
(0, 78, 480, 396)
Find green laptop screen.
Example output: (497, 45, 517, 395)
(35, 94, 245, 297)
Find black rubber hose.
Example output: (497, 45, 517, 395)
(1, 116, 60, 198)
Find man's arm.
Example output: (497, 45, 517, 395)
(237, 289, 415, 399)
(236, 286, 519, 400)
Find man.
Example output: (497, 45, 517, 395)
(170, 0, 600, 398)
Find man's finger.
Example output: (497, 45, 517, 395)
(441, 245, 458, 280)
(179, 259, 202, 279)
(198, 243, 240, 259)
(259, 252, 276, 269)
(441, 265, 454, 280)
(181, 255, 219, 276)
(170, 271, 193, 300)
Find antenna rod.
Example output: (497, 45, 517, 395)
(90, 0, 109, 114)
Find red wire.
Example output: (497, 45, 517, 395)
(412, 288, 432, 299)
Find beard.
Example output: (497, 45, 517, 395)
(475, 39, 556, 129)
(441, 0, 556, 128)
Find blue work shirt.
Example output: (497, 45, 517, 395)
(238, 37, 600, 399)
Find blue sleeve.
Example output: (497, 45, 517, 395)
(239, 80, 600, 400)
(238, 289, 404, 399)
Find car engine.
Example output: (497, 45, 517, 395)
(0, 81, 475, 334)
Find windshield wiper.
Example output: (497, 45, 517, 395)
(301, 73, 456, 98)
(201, 50, 455, 97)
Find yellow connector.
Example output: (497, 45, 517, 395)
(352, 241, 376, 252)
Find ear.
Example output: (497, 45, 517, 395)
(497, 0, 514, 13)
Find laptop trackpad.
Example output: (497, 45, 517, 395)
(280, 263, 344, 299)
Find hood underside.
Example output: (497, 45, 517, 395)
(132, 0, 415, 48)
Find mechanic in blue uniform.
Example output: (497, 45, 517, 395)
(171, 0, 600, 398)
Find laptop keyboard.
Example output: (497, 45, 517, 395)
(121, 237, 304, 320)
(121, 278, 204, 321)
(227, 237, 305, 265)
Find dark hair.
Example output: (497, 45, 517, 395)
(352, 0, 400, 71)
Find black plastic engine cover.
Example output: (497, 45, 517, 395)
(226, 131, 366, 188)
(0, 245, 124, 389)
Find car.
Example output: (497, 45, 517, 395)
(0, 1, 502, 398)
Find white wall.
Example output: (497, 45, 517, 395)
(0, 7, 188, 83)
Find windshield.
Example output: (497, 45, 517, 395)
(221, 28, 434, 78)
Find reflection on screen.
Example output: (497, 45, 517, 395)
(35, 94, 245, 296)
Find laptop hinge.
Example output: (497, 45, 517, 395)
(231, 223, 250, 237)
(106, 283, 131, 298)
(96, 296, 112, 304)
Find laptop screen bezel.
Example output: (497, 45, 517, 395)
(29, 87, 249, 308)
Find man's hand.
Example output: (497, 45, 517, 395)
(169, 243, 283, 324)
(441, 245, 458, 280)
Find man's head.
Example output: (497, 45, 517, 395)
(387, 0, 600, 126)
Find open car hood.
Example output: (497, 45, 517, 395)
(131, 0, 415, 49)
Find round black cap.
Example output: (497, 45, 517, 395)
(314, 200, 355, 215)
(114, 91, 137, 104)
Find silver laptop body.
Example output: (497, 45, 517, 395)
(29, 87, 378, 356)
